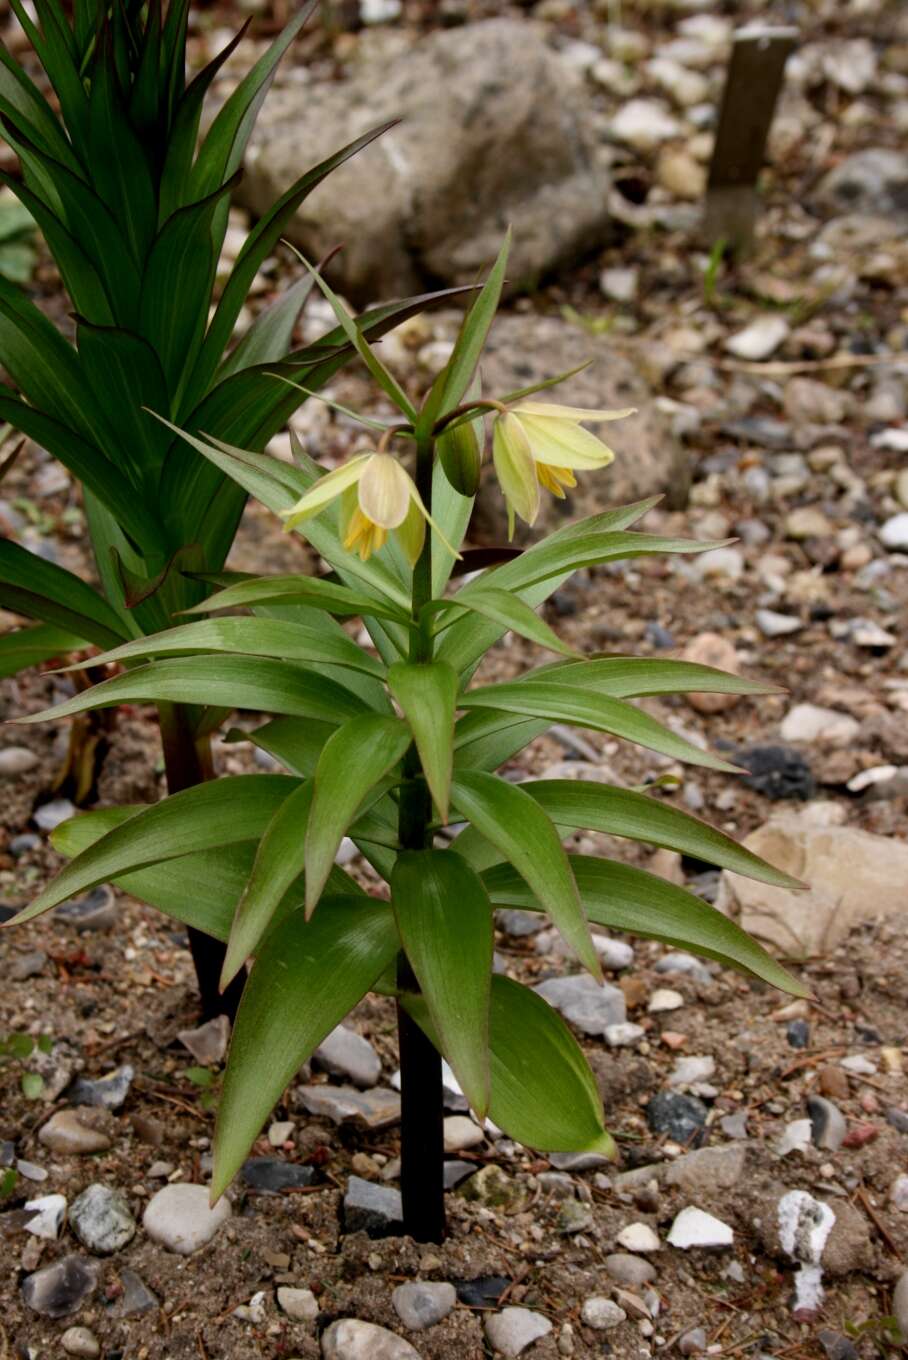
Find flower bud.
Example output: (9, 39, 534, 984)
(438, 421, 482, 497)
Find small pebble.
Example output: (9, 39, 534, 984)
(61, 1327, 100, 1358)
(617, 1222, 660, 1253)
(38, 1111, 112, 1156)
(787, 1020, 811, 1049)
(648, 989, 684, 1014)
(484, 1306, 552, 1357)
(277, 1286, 318, 1321)
(142, 1184, 231, 1255)
(443, 1116, 484, 1153)
(392, 1280, 457, 1330)
(807, 1096, 847, 1152)
(581, 1297, 626, 1330)
(667, 1207, 734, 1249)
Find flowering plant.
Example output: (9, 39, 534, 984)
(8, 235, 804, 1240)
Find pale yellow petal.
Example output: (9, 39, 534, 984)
(516, 402, 637, 423)
(492, 412, 540, 527)
(395, 498, 426, 567)
(516, 413, 616, 471)
(357, 453, 413, 530)
(280, 454, 371, 528)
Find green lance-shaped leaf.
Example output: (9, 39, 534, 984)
(0, 537, 127, 651)
(6, 775, 301, 927)
(0, 623, 85, 679)
(221, 781, 314, 988)
(458, 680, 740, 774)
(387, 660, 458, 823)
(392, 850, 493, 1117)
(430, 587, 577, 659)
(450, 770, 600, 980)
(77, 616, 384, 680)
(305, 714, 411, 914)
(405, 975, 615, 1158)
(484, 855, 806, 995)
(213, 897, 400, 1200)
(512, 656, 779, 701)
(14, 656, 370, 727)
(456, 779, 804, 890)
(419, 228, 510, 434)
(183, 570, 408, 625)
(232, 716, 338, 778)
(51, 804, 363, 942)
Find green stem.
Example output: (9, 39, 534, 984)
(396, 435, 445, 1242)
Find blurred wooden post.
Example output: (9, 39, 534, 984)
(704, 25, 798, 252)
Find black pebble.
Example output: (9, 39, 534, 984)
(645, 1091, 709, 1146)
(454, 1276, 512, 1308)
(738, 745, 816, 801)
(787, 1020, 810, 1049)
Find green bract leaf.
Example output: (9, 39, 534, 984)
(457, 779, 804, 890)
(450, 770, 600, 980)
(0, 622, 84, 678)
(392, 849, 493, 1116)
(184, 571, 408, 625)
(484, 855, 806, 995)
(76, 616, 384, 680)
(387, 660, 458, 823)
(305, 714, 411, 914)
(15, 656, 370, 726)
(406, 975, 615, 1157)
(7, 775, 300, 927)
(221, 781, 314, 988)
(458, 681, 740, 773)
(0, 537, 127, 650)
(213, 897, 399, 1199)
(431, 586, 577, 659)
(514, 656, 779, 701)
(51, 804, 362, 941)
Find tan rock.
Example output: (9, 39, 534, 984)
(38, 1110, 112, 1156)
(681, 632, 742, 715)
(656, 147, 706, 199)
(717, 813, 908, 956)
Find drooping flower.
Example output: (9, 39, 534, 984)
(281, 450, 455, 565)
(492, 401, 636, 536)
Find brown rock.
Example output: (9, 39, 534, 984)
(681, 633, 742, 715)
(619, 976, 649, 1011)
(818, 1066, 849, 1100)
(38, 1111, 112, 1156)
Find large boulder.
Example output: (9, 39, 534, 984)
(716, 809, 908, 957)
(241, 19, 614, 301)
(466, 313, 690, 541)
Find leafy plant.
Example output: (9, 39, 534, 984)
(0, 0, 457, 1014)
(0, 190, 37, 283)
(6, 235, 806, 1241)
(0, 1030, 54, 1099)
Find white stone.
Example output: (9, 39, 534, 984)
(61, 1328, 100, 1358)
(617, 1222, 661, 1253)
(268, 1120, 295, 1146)
(392, 1281, 457, 1330)
(879, 513, 908, 550)
(278, 1286, 319, 1321)
(695, 546, 744, 580)
(581, 1296, 627, 1330)
(0, 746, 39, 777)
(667, 1056, 715, 1088)
(605, 1023, 645, 1048)
(724, 316, 790, 361)
(890, 1174, 908, 1213)
(611, 99, 683, 151)
(142, 1183, 231, 1255)
(645, 57, 709, 107)
(776, 1120, 813, 1157)
(777, 1189, 835, 1313)
(360, 0, 402, 22)
(593, 936, 635, 969)
(234, 1291, 267, 1324)
(322, 1318, 421, 1360)
(667, 1207, 734, 1249)
(23, 1194, 67, 1240)
(841, 1054, 877, 1076)
(780, 703, 859, 746)
(756, 609, 803, 638)
(648, 988, 684, 1014)
(443, 1116, 484, 1153)
(600, 267, 638, 303)
(484, 1307, 553, 1357)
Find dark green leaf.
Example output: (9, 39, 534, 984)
(387, 660, 458, 822)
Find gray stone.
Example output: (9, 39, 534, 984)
(533, 973, 626, 1036)
(112, 1269, 159, 1317)
(581, 1297, 627, 1330)
(680, 1327, 708, 1354)
(485, 1307, 552, 1357)
(314, 1024, 381, 1089)
(756, 609, 804, 638)
(343, 1175, 403, 1238)
(321, 1317, 421, 1359)
(645, 1092, 708, 1145)
(142, 1183, 231, 1254)
(548, 1150, 611, 1172)
(177, 1015, 230, 1066)
(277, 1286, 318, 1321)
(392, 1281, 457, 1330)
(0, 745, 39, 776)
(807, 1095, 847, 1152)
(611, 98, 682, 150)
(60, 1327, 100, 1358)
(69, 1183, 135, 1254)
(297, 1084, 400, 1129)
(21, 1255, 98, 1318)
(443, 1116, 483, 1152)
(817, 149, 908, 222)
(67, 1064, 133, 1111)
(54, 885, 116, 931)
(668, 1056, 716, 1089)
(654, 953, 713, 985)
(497, 909, 546, 937)
(8, 949, 47, 980)
(443, 1160, 477, 1191)
(603, 1253, 658, 1287)
(724, 316, 789, 361)
(241, 1157, 315, 1193)
(665, 1145, 747, 1193)
(38, 1110, 112, 1156)
(30, 1040, 75, 1100)
(893, 1271, 908, 1342)
(780, 704, 859, 746)
(557, 1198, 593, 1234)
(242, 20, 613, 302)
(605, 1022, 645, 1047)
(887, 1109, 908, 1135)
